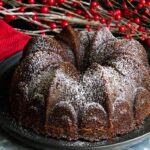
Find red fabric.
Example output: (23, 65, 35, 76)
(0, 20, 31, 61)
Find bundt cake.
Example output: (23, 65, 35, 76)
(10, 26, 150, 141)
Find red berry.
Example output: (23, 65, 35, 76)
(47, 0, 55, 5)
(0, 1, 4, 7)
(145, 8, 149, 14)
(128, 0, 133, 2)
(114, 9, 121, 15)
(115, 9, 121, 15)
(100, 18, 106, 24)
(49, 22, 57, 29)
(90, 1, 98, 8)
(86, 24, 90, 29)
(94, 14, 100, 21)
(139, 0, 146, 5)
(72, 2, 78, 7)
(61, 20, 69, 28)
(134, 17, 140, 24)
(138, 3, 143, 9)
(138, 26, 145, 32)
(57, 0, 65, 3)
(147, 1, 150, 6)
(88, 28, 92, 32)
(4, 15, 16, 22)
(141, 35, 146, 41)
(143, 33, 147, 39)
(125, 34, 130, 39)
(65, 12, 73, 17)
(41, 6, 49, 13)
(115, 14, 121, 20)
(133, 9, 138, 14)
(84, 13, 90, 19)
(119, 26, 126, 32)
(19, 6, 25, 12)
(10, 15, 16, 20)
(11, 15, 16, 20)
(90, 9, 97, 15)
(146, 38, 150, 45)
(127, 22, 132, 28)
(75, 9, 83, 15)
(28, 0, 35, 4)
(32, 15, 38, 21)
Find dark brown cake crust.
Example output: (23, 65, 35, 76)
(10, 26, 150, 141)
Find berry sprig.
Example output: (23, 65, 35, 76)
(0, 0, 150, 45)
(99, 0, 150, 44)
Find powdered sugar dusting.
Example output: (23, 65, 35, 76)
(24, 36, 52, 54)
(18, 51, 63, 81)
(11, 27, 150, 141)
(78, 30, 94, 69)
(48, 66, 86, 113)
(90, 27, 115, 62)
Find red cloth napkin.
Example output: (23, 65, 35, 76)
(0, 20, 31, 61)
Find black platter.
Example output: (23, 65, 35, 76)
(0, 52, 150, 150)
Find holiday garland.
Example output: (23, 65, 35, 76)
(0, 0, 150, 45)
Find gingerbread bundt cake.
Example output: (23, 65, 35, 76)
(10, 26, 150, 141)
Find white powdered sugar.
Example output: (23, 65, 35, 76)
(78, 30, 94, 69)
(29, 36, 52, 52)
(16, 27, 150, 117)
(12, 27, 150, 140)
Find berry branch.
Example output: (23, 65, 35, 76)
(0, 0, 150, 44)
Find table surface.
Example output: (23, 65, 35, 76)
(0, 130, 150, 150)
